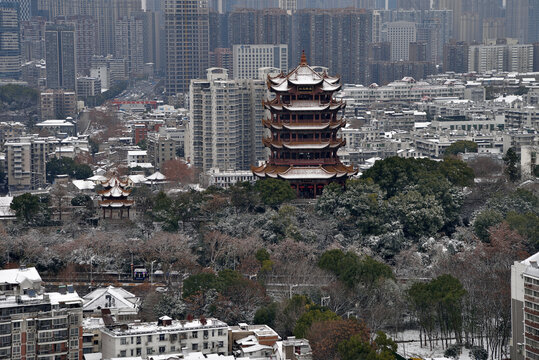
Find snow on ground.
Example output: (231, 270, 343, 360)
(393, 330, 473, 360)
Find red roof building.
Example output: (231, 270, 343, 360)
(252, 52, 357, 198)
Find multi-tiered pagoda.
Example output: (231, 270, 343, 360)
(97, 175, 134, 219)
(252, 52, 357, 198)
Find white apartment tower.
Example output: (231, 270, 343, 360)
(387, 21, 417, 61)
(278, 0, 296, 13)
(233, 44, 288, 80)
(188, 68, 267, 173)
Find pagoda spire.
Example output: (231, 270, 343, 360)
(300, 50, 307, 65)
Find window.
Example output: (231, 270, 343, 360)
(159, 334, 165, 341)
(136, 336, 141, 344)
(120, 338, 127, 345)
(192, 343, 198, 351)
(159, 346, 166, 353)
(120, 350, 126, 357)
(192, 331, 198, 339)
(218, 341, 224, 348)
(70, 328, 78, 337)
(147, 347, 153, 355)
(203, 342, 208, 349)
(147, 335, 152, 342)
(136, 348, 141, 356)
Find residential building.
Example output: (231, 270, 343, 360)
(40, 89, 77, 120)
(233, 44, 288, 80)
(506, 0, 539, 44)
(45, 23, 76, 91)
(468, 43, 535, 74)
(294, 8, 372, 84)
(82, 286, 140, 321)
(76, 77, 102, 97)
(100, 316, 228, 358)
(279, 0, 296, 12)
(188, 68, 266, 172)
(511, 252, 539, 360)
(127, 150, 148, 165)
(5, 136, 59, 190)
(273, 337, 313, 360)
(521, 145, 538, 179)
(20, 17, 46, 63)
(0, 267, 84, 360)
(210, 48, 233, 77)
(146, 132, 181, 169)
(35, 119, 76, 138)
(387, 21, 416, 61)
(0, 121, 25, 149)
(0, 2, 21, 79)
(443, 41, 469, 73)
(165, 0, 209, 94)
(54, 15, 97, 76)
(115, 14, 145, 75)
(200, 168, 257, 188)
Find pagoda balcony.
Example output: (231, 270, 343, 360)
(263, 118, 346, 130)
(270, 158, 340, 166)
(263, 138, 346, 149)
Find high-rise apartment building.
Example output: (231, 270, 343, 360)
(468, 44, 534, 73)
(40, 89, 77, 120)
(0, 267, 84, 360)
(55, 15, 98, 76)
(443, 41, 469, 73)
(511, 253, 539, 360)
(5, 136, 60, 190)
(279, 0, 296, 12)
(165, 0, 209, 95)
(210, 47, 233, 76)
(188, 68, 266, 172)
(387, 21, 416, 61)
(233, 44, 288, 79)
(507, 0, 539, 44)
(45, 23, 76, 91)
(20, 17, 46, 63)
(115, 14, 145, 75)
(0, 2, 21, 79)
(294, 8, 372, 84)
(2, 0, 31, 20)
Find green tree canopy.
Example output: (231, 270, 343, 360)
(361, 157, 474, 197)
(318, 250, 394, 288)
(46, 157, 93, 183)
(254, 179, 296, 207)
(444, 141, 478, 156)
(503, 147, 520, 182)
(338, 331, 397, 360)
(10, 193, 42, 224)
(293, 306, 339, 338)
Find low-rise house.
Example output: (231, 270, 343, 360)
(83, 286, 140, 321)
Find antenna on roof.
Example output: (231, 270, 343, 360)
(300, 50, 307, 65)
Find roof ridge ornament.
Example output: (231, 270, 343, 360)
(300, 50, 307, 65)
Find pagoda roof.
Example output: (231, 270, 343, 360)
(263, 139, 345, 149)
(101, 176, 128, 188)
(265, 101, 344, 112)
(98, 199, 134, 208)
(98, 186, 131, 197)
(268, 52, 341, 92)
(252, 163, 357, 180)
